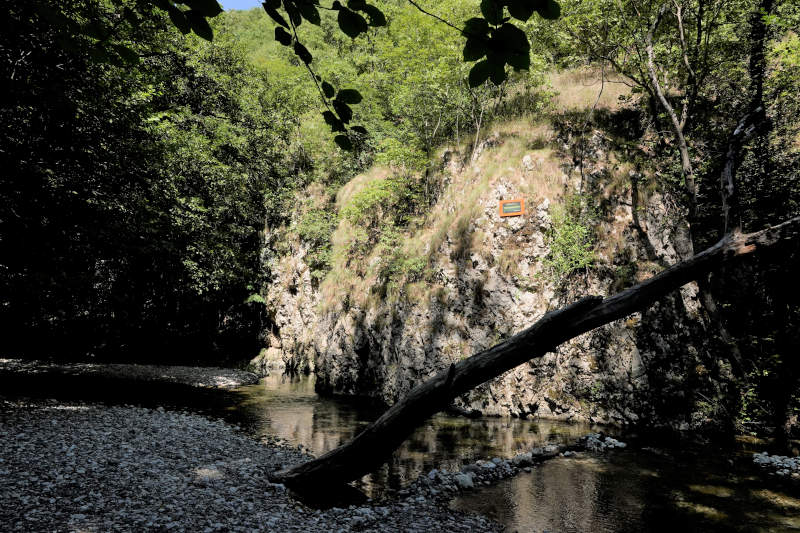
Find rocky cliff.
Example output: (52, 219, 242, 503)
(255, 117, 734, 430)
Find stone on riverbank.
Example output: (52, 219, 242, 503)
(0, 400, 500, 532)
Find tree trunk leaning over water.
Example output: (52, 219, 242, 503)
(270, 216, 800, 491)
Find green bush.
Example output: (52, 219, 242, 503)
(543, 195, 597, 283)
(296, 207, 339, 281)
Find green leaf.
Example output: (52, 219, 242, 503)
(323, 111, 346, 132)
(463, 37, 487, 62)
(322, 81, 335, 99)
(348, 0, 367, 9)
(294, 41, 313, 64)
(469, 60, 492, 87)
(275, 26, 292, 46)
(338, 7, 368, 38)
(507, 0, 535, 21)
(167, 5, 191, 34)
(262, 3, 289, 28)
(362, 4, 387, 27)
(332, 99, 353, 123)
(336, 89, 362, 104)
(480, 0, 504, 25)
(187, 10, 213, 41)
(183, 0, 223, 17)
(351, 125, 368, 135)
(334, 135, 353, 151)
(535, 0, 561, 20)
(297, 2, 321, 25)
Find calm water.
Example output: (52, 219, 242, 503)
(451, 451, 800, 532)
(224, 375, 800, 531)
(4, 370, 800, 530)
(222, 374, 598, 496)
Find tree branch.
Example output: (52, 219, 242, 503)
(270, 215, 800, 491)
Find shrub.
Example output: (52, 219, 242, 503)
(296, 207, 339, 281)
(543, 194, 597, 283)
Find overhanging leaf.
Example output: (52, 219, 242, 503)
(507, 51, 530, 70)
(297, 1, 321, 25)
(480, 0, 503, 25)
(336, 89, 362, 104)
(263, 3, 289, 28)
(535, 0, 561, 20)
(507, 0, 535, 21)
(489, 62, 506, 84)
(284, 2, 302, 26)
(463, 37, 488, 62)
(322, 81, 335, 99)
(338, 7, 368, 38)
(463, 17, 490, 37)
(294, 41, 313, 64)
(323, 111, 346, 132)
(183, 0, 222, 17)
(496, 23, 530, 56)
(113, 44, 140, 64)
(469, 60, 492, 87)
(334, 135, 353, 151)
(186, 10, 213, 41)
(167, 5, 191, 34)
(332, 99, 353, 123)
(275, 26, 292, 46)
(362, 4, 387, 27)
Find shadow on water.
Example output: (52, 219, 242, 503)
(451, 448, 800, 533)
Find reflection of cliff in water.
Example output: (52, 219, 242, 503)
(228, 374, 596, 496)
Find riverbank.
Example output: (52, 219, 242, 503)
(0, 399, 501, 532)
(0, 358, 260, 389)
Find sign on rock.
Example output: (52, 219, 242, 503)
(499, 198, 525, 218)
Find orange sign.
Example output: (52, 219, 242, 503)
(499, 198, 525, 217)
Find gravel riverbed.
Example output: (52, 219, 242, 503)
(0, 399, 501, 532)
(0, 358, 260, 389)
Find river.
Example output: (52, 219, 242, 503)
(3, 369, 800, 531)
(216, 374, 800, 532)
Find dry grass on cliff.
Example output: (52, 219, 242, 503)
(548, 68, 630, 111)
(314, 68, 638, 313)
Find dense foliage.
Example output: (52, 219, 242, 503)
(0, 1, 298, 362)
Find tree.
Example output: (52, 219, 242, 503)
(270, 215, 800, 492)
(0, 0, 298, 362)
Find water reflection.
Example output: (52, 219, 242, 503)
(226, 374, 597, 496)
(451, 451, 800, 532)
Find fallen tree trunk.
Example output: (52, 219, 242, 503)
(270, 217, 800, 491)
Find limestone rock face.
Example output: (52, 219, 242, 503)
(259, 129, 725, 430)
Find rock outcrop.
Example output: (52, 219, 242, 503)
(258, 123, 731, 430)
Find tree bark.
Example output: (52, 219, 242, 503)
(270, 216, 800, 491)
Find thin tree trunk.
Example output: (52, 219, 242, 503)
(645, 3, 698, 220)
(271, 216, 800, 491)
